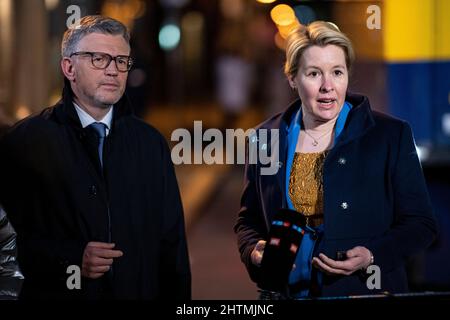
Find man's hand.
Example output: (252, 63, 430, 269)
(251, 240, 266, 267)
(82, 242, 123, 279)
(312, 246, 372, 276)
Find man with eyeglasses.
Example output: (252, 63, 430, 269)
(0, 15, 191, 300)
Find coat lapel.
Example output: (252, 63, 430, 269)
(329, 93, 375, 155)
(272, 100, 300, 209)
(275, 118, 288, 208)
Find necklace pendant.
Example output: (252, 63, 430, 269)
(312, 141, 318, 146)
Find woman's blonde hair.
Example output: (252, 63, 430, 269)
(284, 21, 354, 78)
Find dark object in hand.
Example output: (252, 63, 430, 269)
(336, 250, 347, 261)
(259, 208, 307, 293)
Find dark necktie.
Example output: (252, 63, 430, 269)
(89, 122, 107, 168)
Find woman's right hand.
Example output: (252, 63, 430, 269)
(251, 240, 266, 267)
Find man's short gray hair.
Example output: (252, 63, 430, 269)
(61, 15, 130, 57)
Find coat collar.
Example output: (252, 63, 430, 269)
(333, 92, 375, 148)
(278, 92, 375, 148)
(54, 78, 134, 133)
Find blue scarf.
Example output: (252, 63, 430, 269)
(285, 101, 352, 297)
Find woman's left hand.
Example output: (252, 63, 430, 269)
(312, 246, 372, 276)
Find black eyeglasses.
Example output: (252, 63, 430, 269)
(70, 51, 133, 72)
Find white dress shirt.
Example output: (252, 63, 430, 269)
(73, 102, 113, 136)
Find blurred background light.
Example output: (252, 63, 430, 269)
(270, 4, 300, 40)
(270, 4, 296, 26)
(256, 0, 277, 4)
(220, 0, 244, 19)
(15, 105, 30, 120)
(159, 23, 181, 51)
(181, 11, 204, 62)
(278, 19, 300, 39)
(416, 145, 430, 163)
(45, 0, 59, 11)
(102, 0, 146, 30)
(443, 113, 450, 136)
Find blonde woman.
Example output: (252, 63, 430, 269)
(235, 21, 437, 299)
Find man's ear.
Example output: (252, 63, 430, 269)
(61, 57, 75, 81)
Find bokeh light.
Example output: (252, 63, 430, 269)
(159, 24, 181, 51)
(270, 4, 296, 26)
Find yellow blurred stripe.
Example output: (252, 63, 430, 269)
(384, 0, 450, 61)
(384, 0, 434, 61)
(436, 0, 450, 60)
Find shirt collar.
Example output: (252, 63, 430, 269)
(73, 102, 113, 136)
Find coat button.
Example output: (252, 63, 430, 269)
(90, 185, 97, 196)
(338, 157, 346, 165)
(277, 161, 283, 168)
(340, 202, 349, 210)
